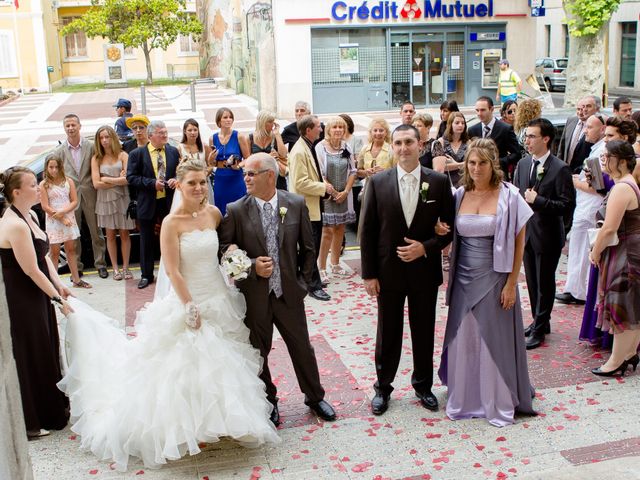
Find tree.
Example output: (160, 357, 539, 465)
(562, 0, 621, 107)
(61, 0, 203, 84)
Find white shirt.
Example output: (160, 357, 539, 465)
(397, 164, 421, 227)
(574, 138, 606, 223)
(255, 192, 278, 216)
(530, 150, 551, 178)
(482, 117, 497, 137)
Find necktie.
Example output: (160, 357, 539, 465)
(401, 174, 416, 227)
(483, 125, 491, 138)
(156, 149, 166, 181)
(568, 121, 583, 164)
(261, 202, 282, 297)
(529, 159, 540, 188)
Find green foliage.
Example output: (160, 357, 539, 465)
(61, 0, 203, 52)
(563, 0, 622, 37)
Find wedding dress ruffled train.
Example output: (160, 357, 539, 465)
(58, 229, 279, 471)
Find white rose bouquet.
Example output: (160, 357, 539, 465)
(220, 248, 252, 281)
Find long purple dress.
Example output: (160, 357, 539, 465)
(439, 183, 535, 427)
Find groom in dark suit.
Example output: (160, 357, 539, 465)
(360, 125, 455, 415)
(126, 120, 179, 289)
(513, 118, 576, 349)
(219, 152, 336, 425)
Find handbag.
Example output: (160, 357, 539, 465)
(126, 200, 137, 220)
(588, 221, 619, 249)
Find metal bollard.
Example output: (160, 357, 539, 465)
(190, 81, 196, 112)
(140, 82, 146, 115)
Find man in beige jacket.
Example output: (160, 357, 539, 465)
(288, 115, 334, 301)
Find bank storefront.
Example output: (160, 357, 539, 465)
(273, 0, 537, 115)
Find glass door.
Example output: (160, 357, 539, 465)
(410, 33, 445, 106)
(445, 32, 465, 104)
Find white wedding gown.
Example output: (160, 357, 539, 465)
(58, 229, 280, 471)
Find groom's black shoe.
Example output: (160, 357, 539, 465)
(416, 391, 438, 411)
(371, 393, 389, 415)
(524, 323, 550, 337)
(137, 277, 154, 289)
(309, 288, 331, 301)
(526, 334, 545, 350)
(308, 400, 336, 421)
(555, 292, 585, 305)
(269, 404, 280, 427)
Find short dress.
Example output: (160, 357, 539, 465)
(212, 130, 246, 216)
(95, 160, 136, 230)
(45, 181, 80, 244)
(316, 142, 356, 226)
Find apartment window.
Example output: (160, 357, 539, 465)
(178, 34, 198, 55)
(545, 25, 551, 57)
(62, 17, 87, 58)
(0, 30, 17, 78)
(563, 25, 569, 58)
(620, 22, 637, 88)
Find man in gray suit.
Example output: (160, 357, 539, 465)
(559, 95, 601, 162)
(54, 114, 107, 278)
(219, 152, 336, 426)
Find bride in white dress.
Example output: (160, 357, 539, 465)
(58, 159, 280, 471)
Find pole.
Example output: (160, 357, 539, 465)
(140, 82, 146, 115)
(190, 80, 196, 112)
(12, 4, 25, 94)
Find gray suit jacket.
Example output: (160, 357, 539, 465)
(559, 115, 579, 162)
(218, 190, 315, 308)
(53, 138, 96, 206)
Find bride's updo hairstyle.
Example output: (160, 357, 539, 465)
(461, 138, 503, 191)
(0, 166, 35, 203)
(176, 159, 208, 205)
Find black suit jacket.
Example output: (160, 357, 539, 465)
(468, 119, 523, 173)
(513, 153, 576, 253)
(218, 190, 315, 307)
(126, 144, 179, 220)
(360, 166, 455, 289)
(568, 137, 593, 173)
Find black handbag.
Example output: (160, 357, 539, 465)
(126, 200, 137, 220)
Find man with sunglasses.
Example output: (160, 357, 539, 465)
(219, 152, 337, 426)
(122, 114, 150, 153)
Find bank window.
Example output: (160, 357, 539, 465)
(0, 30, 17, 78)
(62, 17, 87, 58)
(178, 34, 199, 55)
(620, 22, 636, 88)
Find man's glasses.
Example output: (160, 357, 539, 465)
(244, 169, 270, 178)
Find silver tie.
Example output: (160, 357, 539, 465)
(261, 202, 282, 297)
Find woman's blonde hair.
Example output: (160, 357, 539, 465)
(255, 110, 276, 142)
(367, 117, 391, 143)
(42, 154, 66, 189)
(460, 138, 504, 191)
(324, 116, 348, 142)
(412, 113, 434, 130)
(514, 99, 542, 134)
(94, 125, 122, 162)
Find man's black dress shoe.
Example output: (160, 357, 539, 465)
(526, 334, 544, 350)
(555, 292, 586, 305)
(309, 289, 331, 301)
(308, 400, 336, 421)
(269, 404, 280, 426)
(416, 391, 438, 411)
(371, 393, 389, 415)
(524, 323, 551, 337)
(98, 267, 109, 279)
(137, 277, 153, 289)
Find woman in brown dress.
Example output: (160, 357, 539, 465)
(0, 167, 72, 437)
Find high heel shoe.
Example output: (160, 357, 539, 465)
(626, 354, 639, 372)
(591, 360, 629, 377)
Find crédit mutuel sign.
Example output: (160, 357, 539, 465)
(331, 0, 495, 21)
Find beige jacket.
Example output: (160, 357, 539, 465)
(288, 137, 326, 222)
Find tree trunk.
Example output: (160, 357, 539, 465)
(563, 29, 606, 108)
(142, 41, 153, 84)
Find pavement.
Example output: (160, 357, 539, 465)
(2, 87, 640, 479)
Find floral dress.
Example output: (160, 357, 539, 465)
(45, 181, 80, 244)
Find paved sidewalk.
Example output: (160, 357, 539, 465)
(28, 249, 640, 480)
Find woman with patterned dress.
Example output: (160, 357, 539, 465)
(437, 139, 536, 427)
(0, 166, 72, 438)
(39, 154, 87, 288)
(210, 107, 250, 215)
(589, 140, 640, 377)
(432, 111, 470, 190)
(315, 116, 357, 281)
(91, 125, 136, 281)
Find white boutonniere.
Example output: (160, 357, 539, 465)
(420, 182, 430, 203)
(279, 206, 288, 224)
(536, 164, 545, 181)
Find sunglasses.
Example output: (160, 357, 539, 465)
(506, 109, 516, 114)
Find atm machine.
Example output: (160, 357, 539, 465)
(481, 49, 502, 89)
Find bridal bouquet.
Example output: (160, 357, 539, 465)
(220, 248, 252, 281)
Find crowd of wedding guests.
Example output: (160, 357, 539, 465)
(1, 92, 639, 445)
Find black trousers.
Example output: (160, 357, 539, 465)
(138, 198, 167, 281)
(245, 292, 325, 406)
(308, 220, 323, 291)
(374, 286, 439, 397)
(523, 242, 562, 336)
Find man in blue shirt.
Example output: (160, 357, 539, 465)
(114, 98, 134, 141)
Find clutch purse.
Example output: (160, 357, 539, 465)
(126, 200, 137, 220)
(588, 221, 619, 249)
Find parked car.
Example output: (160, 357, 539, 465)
(535, 57, 568, 92)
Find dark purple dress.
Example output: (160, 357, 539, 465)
(0, 206, 68, 432)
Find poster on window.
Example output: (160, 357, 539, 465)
(339, 44, 359, 75)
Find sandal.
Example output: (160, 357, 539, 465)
(320, 270, 330, 284)
(123, 269, 133, 280)
(72, 279, 92, 289)
(113, 270, 123, 281)
(330, 263, 348, 276)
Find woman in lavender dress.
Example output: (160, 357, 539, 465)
(437, 139, 536, 427)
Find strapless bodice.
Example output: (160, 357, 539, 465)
(456, 214, 496, 237)
(178, 229, 224, 303)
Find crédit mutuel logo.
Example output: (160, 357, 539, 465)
(331, 0, 494, 21)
